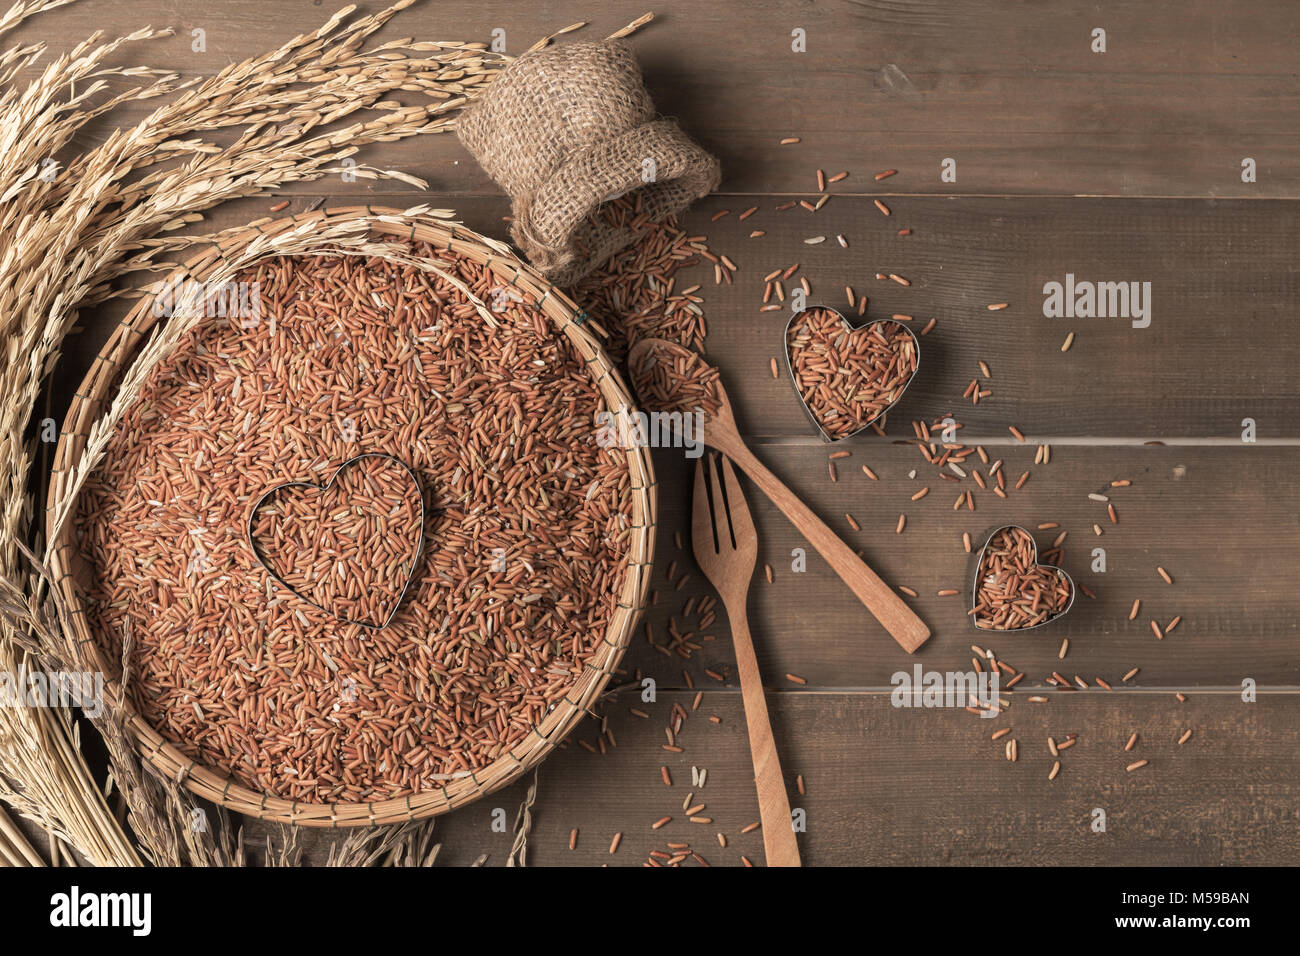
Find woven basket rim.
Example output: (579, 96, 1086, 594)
(46, 205, 656, 826)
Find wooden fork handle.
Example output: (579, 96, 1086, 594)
(724, 441, 931, 653)
(725, 599, 801, 867)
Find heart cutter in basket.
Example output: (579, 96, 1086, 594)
(970, 524, 1076, 632)
(246, 453, 431, 630)
(782, 305, 920, 442)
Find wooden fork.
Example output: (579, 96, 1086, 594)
(628, 337, 929, 654)
(693, 454, 801, 867)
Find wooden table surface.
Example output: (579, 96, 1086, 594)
(29, 0, 1300, 866)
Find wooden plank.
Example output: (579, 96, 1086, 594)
(679, 194, 1300, 440)
(16, 1, 1300, 198)
(265, 689, 1300, 866)
(632, 444, 1300, 688)
(55, 193, 1300, 439)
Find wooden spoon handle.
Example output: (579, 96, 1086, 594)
(724, 440, 931, 653)
(726, 599, 801, 867)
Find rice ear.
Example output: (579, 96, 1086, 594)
(0, 0, 585, 865)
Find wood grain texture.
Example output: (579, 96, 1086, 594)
(21, 0, 1299, 865)
(58, 193, 1300, 440)
(634, 443, 1300, 689)
(41, 192, 1297, 861)
(681, 195, 1300, 440)
(251, 689, 1300, 866)
(16, 0, 1300, 198)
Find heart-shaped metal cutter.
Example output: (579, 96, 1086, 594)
(246, 453, 434, 630)
(970, 524, 1076, 632)
(782, 304, 920, 442)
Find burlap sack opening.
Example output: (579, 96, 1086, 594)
(458, 39, 721, 287)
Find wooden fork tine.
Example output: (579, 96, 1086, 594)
(706, 453, 732, 550)
(719, 456, 755, 544)
(692, 458, 715, 559)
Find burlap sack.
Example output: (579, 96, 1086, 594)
(457, 40, 721, 287)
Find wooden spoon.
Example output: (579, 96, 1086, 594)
(628, 338, 930, 653)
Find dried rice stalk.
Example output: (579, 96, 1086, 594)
(263, 827, 299, 868)
(506, 768, 540, 867)
(0, 799, 44, 866)
(2, 544, 246, 865)
(324, 817, 440, 867)
(0, 0, 595, 865)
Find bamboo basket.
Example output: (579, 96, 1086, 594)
(46, 206, 656, 827)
